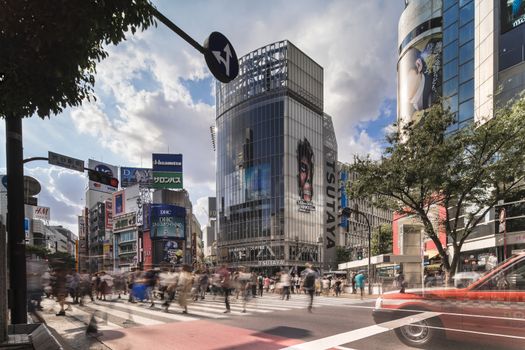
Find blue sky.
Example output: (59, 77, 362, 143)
(0, 0, 404, 234)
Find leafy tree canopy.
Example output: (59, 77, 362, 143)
(349, 97, 525, 277)
(371, 223, 392, 256)
(0, 0, 155, 119)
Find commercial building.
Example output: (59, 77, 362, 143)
(215, 40, 338, 271)
(397, 0, 525, 271)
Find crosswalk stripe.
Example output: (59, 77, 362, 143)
(109, 300, 201, 322)
(83, 302, 165, 326)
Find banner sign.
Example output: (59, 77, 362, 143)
(150, 204, 186, 239)
(105, 200, 113, 230)
(32, 205, 50, 221)
(113, 190, 125, 216)
(153, 172, 183, 189)
(120, 167, 153, 188)
(152, 154, 183, 172)
(113, 212, 137, 232)
(88, 159, 118, 194)
(501, 0, 525, 33)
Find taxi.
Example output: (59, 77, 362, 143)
(373, 252, 525, 348)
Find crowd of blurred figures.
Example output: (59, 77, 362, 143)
(26, 260, 354, 316)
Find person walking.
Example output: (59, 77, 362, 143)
(334, 277, 342, 297)
(355, 271, 366, 300)
(280, 271, 291, 301)
(351, 273, 357, 294)
(177, 265, 193, 314)
(301, 263, 317, 312)
(218, 264, 232, 313)
(257, 274, 264, 297)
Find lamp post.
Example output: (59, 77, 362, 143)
(342, 205, 372, 294)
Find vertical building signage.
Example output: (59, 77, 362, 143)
(152, 154, 183, 189)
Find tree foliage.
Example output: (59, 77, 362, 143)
(371, 224, 392, 256)
(349, 97, 525, 277)
(336, 246, 352, 266)
(0, 0, 155, 119)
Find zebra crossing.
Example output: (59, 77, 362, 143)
(43, 294, 367, 331)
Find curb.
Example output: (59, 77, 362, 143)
(31, 311, 73, 350)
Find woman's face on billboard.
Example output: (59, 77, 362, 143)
(299, 156, 312, 201)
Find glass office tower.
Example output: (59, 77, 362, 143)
(216, 41, 337, 271)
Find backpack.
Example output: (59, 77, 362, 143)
(303, 271, 316, 289)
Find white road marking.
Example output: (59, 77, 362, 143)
(280, 311, 441, 350)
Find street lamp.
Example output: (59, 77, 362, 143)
(342, 205, 372, 295)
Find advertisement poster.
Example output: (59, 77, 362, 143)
(296, 138, 316, 212)
(120, 167, 153, 188)
(501, 0, 525, 33)
(105, 200, 113, 230)
(153, 240, 184, 265)
(398, 36, 442, 128)
(150, 204, 186, 239)
(88, 159, 118, 194)
(245, 164, 270, 200)
(113, 190, 125, 216)
(152, 154, 183, 172)
(152, 172, 183, 189)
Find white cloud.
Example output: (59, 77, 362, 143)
(4, 1, 403, 231)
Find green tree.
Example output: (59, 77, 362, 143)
(349, 98, 525, 279)
(336, 246, 352, 266)
(371, 224, 392, 256)
(0, 0, 155, 119)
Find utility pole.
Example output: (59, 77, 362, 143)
(6, 116, 27, 323)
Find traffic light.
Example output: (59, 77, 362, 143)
(357, 249, 363, 260)
(88, 169, 119, 188)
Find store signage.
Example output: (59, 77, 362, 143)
(325, 160, 337, 249)
(32, 205, 50, 221)
(113, 212, 136, 232)
(153, 172, 183, 189)
(152, 154, 183, 172)
(257, 260, 285, 266)
(105, 200, 113, 230)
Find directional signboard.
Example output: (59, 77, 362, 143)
(203, 32, 239, 83)
(48, 151, 84, 172)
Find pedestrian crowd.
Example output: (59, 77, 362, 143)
(28, 262, 355, 316)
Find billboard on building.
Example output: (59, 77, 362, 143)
(152, 239, 184, 265)
(152, 172, 183, 189)
(297, 137, 316, 212)
(104, 200, 113, 230)
(113, 212, 136, 233)
(501, 0, 525, 33)
(30, 205, 50, 221)
(152, 154, 183, 172)
(120, 167, 153, 188)
(398, 35, 442, 128)
(150, 204, 186, 239)
(113, 190, 125, 216)
(88, 159, 118, 194)
(245, 164, 270, 200)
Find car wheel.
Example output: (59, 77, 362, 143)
(394, 317, 442, 348)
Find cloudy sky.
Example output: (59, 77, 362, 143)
(0, 0, 403, 236)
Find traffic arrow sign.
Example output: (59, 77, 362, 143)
(204, 32, 239, 83)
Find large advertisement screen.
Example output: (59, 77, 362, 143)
(398, 36, 442, 128)
(120, 167, 152, 188)
(150, 204, 186, 239)
(245, 164, 270, 200)
(501, 0, 525, 33)
(153, 240, 184, 265)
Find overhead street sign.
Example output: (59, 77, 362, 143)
(48, 151, 84, 172)
(204, 32, 239, 83)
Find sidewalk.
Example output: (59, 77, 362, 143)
(34, 299, 110, 350)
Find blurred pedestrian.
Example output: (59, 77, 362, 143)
(301, 263, 317, 312)
(355, 271, 365, 299)
(177, 265, 193, 314)
(258, 274, 264, 297)
(280, 271, 291, 300)
(218, 264, 232, 313)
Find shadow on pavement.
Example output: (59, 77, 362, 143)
(255, 326, 311, 339)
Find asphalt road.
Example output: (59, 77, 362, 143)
(212, 298, 505, 350)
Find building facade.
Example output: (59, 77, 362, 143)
(216, 41, 337, 271)
(398, 0, 525, 270)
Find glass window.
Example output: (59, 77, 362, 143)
(444, 59, 458, 81)
(458, 98, 474, 122)
(459, 40, 474, 64)
(443, 77, 458, 97)
(444, 40, 459, 64)
(459, 59, 474, 83)
(459, 20, 474, 46)
(459, 79, 474, 103)
(444, 5, 459, 28)
(444, 22, 459, 46)
(443, 0, 456, 11)
(444, 94, 458, 113)
(459, 1, 474, 27)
